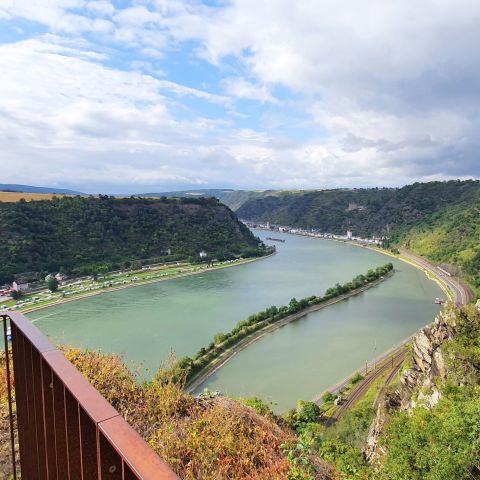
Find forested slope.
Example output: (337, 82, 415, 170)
(0, 196, 266, 283)
(237, 180, 480, 286)
(237, 180, 480, 236)
(392, 201, 480, 288)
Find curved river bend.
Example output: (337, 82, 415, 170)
(29, 230, 442, 411)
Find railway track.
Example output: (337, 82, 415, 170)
(331, 348, 408, 421)
(399, 248, 474, 305)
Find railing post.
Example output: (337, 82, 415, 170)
(2, 314, 18, 480)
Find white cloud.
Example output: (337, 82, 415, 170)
(0, 36, 234, 190)
(1, 1, 480, 190)
(85, 1, 116, 17)
(157, 80, 230, 105)
(223, 78, 276, 103)
(0, 0, 95, 34)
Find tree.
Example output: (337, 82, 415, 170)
(11, 290, 23, 300)
(322, 391, 335, 403)
(288, 298, 300, 313)
(46, 275, 59, 292)
(214, 332, 226, 345)
(297, 400, 320, 424)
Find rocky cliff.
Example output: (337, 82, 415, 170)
(364, 303, 465, 463)
(395, 306, 457, 411)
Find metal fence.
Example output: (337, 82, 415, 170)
(1, 311, 179, 480)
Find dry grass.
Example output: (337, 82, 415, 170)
(0, 352, 17, 479)
(0, 347, 336, 479)
(64, 348, 295, 479)
(0, 192, 75, 202)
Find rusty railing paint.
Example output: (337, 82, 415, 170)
(1, 311, 179, 480)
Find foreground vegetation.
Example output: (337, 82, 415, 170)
(173, 263, 394, 386)
(0, 348, 336, 480)
(0, 195, 269, 284)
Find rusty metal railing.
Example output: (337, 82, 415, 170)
(1, 311, 179, 480)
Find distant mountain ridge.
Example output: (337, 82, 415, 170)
(237, 181, 480, 234)
(138, 189, 265, 210)
(140, 188, 300, 211)
(0, 184, 84, 195)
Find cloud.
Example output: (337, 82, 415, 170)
(223, 77, 276, 103)
(0, 36, 229, 191)
(1, 1, 480, 191)
(157, 80, 230, 105)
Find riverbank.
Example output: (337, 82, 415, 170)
(14, 253, 275, 315)
(310, 247, 472, 409)
(312, 333, 414, 405)
(258, 226, 457, 302)
(187, 269, 394, 394)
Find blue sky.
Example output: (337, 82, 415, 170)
(1, 1, 479, 194)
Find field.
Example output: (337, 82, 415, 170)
(0, 192, 74, 202)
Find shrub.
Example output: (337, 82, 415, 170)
(322, 392, 335, 404)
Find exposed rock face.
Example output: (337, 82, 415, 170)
(397, 307, 456, 411)
(364, 406, 387, 464)
(364, 305, 457, 463)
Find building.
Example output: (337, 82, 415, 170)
(347, 230, 353, 240)
(55, 272, 68, 283)
(12, 281, 28, 292)
(199, 250, 208, 258)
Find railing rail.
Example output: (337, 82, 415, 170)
(1, 312, 179, 480)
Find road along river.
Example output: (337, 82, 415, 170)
(28, 229, 443, 411)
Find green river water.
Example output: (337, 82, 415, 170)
(28, 229, 442, 411)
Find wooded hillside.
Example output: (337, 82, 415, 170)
(0, 196, 266, 283)
(237, 180, 480, 286)
(237, 180, 480, 236)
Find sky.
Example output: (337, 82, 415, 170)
(1, 1, 480, 194)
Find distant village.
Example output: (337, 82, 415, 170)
(242, 220, 388, 247)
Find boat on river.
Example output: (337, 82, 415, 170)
(266, 237, 285, 243)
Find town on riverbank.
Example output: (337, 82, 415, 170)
(242, 220, 387, 247)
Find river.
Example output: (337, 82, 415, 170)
(28, 229, 442, 411)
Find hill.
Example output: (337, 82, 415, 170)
(0, 183, 84, 195)
(237, 180, 480, 236)
(139, 188, 270, 211)
(0, 196, 267, 284)
(237, 180, 480, 287)
(391, 201, 480, 289)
